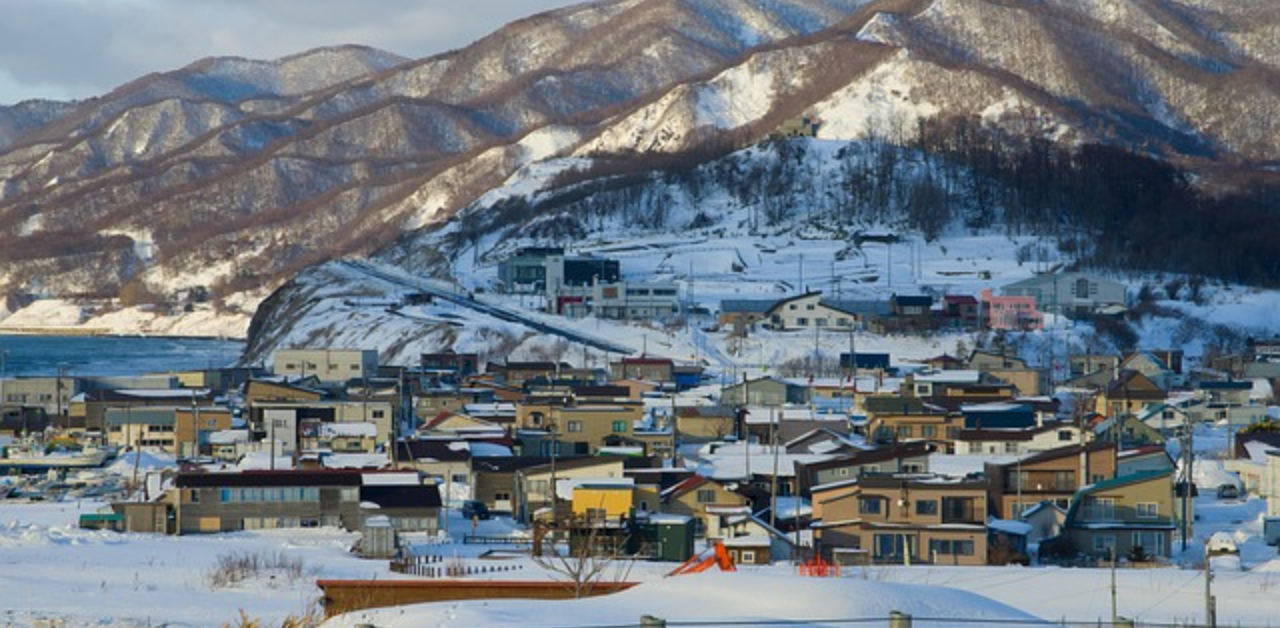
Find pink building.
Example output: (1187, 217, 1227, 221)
(980, 289, 1044, 330)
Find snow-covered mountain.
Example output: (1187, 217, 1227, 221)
(3, 0, 1280, 343)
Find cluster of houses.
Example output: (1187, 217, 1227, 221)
(5, 332, 1280, 566)
(720, 272, 1129, 335)
(496, 247, 680, 320)
(495, 246, 1129, 332)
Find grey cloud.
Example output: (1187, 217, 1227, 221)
(0, 0, 583, 104)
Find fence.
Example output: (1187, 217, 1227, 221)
(390, 552, 525, 578)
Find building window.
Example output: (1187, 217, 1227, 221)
(1136, 502, 1159, 518)
(1093, 535, 1117, 557)
(567, 420, 583, 433)
(859, 497, 881, 514)
(741, 550, 756, 563)
(796, 317, 808, 326)
(1058, 430, 1073, 441)
(968, 442, 982, 454)
(1003, 442, 1019, 454)
(696, 489, 717, 504)
(921, 425, 937, 438)
(611, 420, 627, 433)
(1085, 497, 1115, 520)
(896, 425, 911, 438)
(915, 499, 938, 516)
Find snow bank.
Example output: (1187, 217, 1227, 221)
(320, 571, 1048, 628)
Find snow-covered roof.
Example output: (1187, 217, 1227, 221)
(361, 472, 420, 486)
(320, 422, 378, 438)
(556, 477, 634, 500)
(207, 429, 250, 445)
(322, 453, 390, 470)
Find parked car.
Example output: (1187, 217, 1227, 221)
(1216, 484, 1240, 500)
(1206, 532, 1239, 556)
(461, 500, 491, 520)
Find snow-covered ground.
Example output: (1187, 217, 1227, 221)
(4, 421, 1279, 628)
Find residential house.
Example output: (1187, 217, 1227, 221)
(864, 396, 961, 452)
(720, 515, 797, 564)
(486, 361, 570, 388)
(980, 289, 1044, 331)
(359, 480, 442, 533)
(470, 456, 575, 515)
(415, 411, 507, 441)
(515, 402, 650, 456)
(171, 470, 364, 533)
(985, 442, 1118, 519)
(1137, 403, 1194, 436)
(1000, 272, 1127, 318)
(1122, 351, 1183, 391)
(0, 406, 49, 437)
(1117, 445, 1176, 477)
(968, 350, 1027, 371)
(515, 457, 627, 522)
(590, 281, 680, 320)
(795, 440, 933, 497)
(956, 422, 1086, 456)
(877, 294, 936, 333)
(718, 299, 778, 334)
(812, 473, 989, 566)
(1069, 354, 1121, 379)
(764, 292, 863, 331)
(420, 351, 480, 381)
(247, 399, 393, 450)
(272, 349, 378, 383)
(104, 406, 233, 456)
(1093, 415, 1166, 450)
(1, 376, 79, 418)
(659, 475, 751, 538)
(940, 294, 980, 329)
(1019, 500, 1067, 546)
(414, 388, 498, 425)
(1064, 470, 1176, 560)
(720, 377, 810, 407)
(675, 406, 739, 442)
(610, 357, 675, 382)
(1093, 370, 1165, 419)
(74, 388, 216, 433)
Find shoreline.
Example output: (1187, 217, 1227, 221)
(0, 328, 247, 341)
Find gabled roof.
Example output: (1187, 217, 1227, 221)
(361, 484, 442, 509)
(890, 294, 933, 307)
(763, 291, 824, 317)
(995, 441, 1114, 469)
(720, 299, 779, 314)
(1065, 469, 1174, 525)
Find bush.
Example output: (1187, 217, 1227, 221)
(1037, 536, 1080, 562)
(206, 551, 310, 589)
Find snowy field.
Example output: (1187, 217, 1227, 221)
(3, 486, 1278, 628)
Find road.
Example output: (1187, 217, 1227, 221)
(338, 260, 635, 355)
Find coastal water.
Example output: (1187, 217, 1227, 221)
(0, 334, 244, 377)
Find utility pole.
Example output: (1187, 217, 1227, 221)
(769, 406, 779, 531)
(1181, 420, 1193, 552)
(1205, 546, 1216, 628)
(1110, 548, 1118, 623)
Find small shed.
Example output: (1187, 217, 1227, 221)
(360, 516, 398, 559)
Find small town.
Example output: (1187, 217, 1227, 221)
(3, 263, 1280, 627)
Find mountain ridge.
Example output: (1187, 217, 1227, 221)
(2, 0, 1279, 339)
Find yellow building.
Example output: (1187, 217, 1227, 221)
(571, 483, 634, 522)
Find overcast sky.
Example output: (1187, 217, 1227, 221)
(0, 0, 583, 105)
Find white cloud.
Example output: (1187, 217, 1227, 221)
(0, 0, 584, 104)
